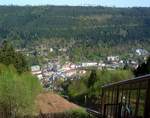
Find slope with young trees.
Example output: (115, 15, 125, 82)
(0, 41, 42, 117)
(63, 69, 133, 109)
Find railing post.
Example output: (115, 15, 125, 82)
(144, 80, 150, 118)
(103, 104, 106, 118)
(102, 88, 107, 118)
(110, 88, 114, 116)
(115, 87, 119, 118)
(101, 88, 104, 113)
(134, 84, 140, 117)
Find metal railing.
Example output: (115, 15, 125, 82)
(101, 74, 150, 118)
(86, 108, 102, 118)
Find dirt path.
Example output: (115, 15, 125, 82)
(36, 92, 79, 114)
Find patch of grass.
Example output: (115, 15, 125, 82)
(65, 108, 89, 118)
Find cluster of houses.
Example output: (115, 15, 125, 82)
(15, 45, 149, 89)
(30, 55, 142, 83)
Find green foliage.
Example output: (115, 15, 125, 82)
(68, 79, 87, 97)
(66, 69, 133, 106)
(0, 41, 28, 73)
(65, 108, 90, 118)
(134, 56, 150, 76)
(87, 70, 97, 88)
(0, 64, 42, 118)
(0, 6, 150, 61)
(89, 69, 134, 96)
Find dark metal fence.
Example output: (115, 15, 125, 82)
(101, 74, 150, 118)
(86, 108, 102, 118)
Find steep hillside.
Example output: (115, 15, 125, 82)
(0, 6, 150, 60)
(36, 92, 79, 113)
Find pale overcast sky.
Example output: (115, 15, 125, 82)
(0, 0, 150, 7)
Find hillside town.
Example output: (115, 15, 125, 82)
(23, 46, 150, 90)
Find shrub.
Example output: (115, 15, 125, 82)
(0, 64, 42, 118)
(65, 108, 89, 118)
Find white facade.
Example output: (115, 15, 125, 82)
(107, 56, 119, 62)
(31, 65, 40, 72)
(136, 49, 148, 56)
(58, 48, 67, 52)
(31, 65, 43, 80)
(81, 62, 97, 67)
(50, 48, 54, 52)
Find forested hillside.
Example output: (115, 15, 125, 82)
(0, 6, 150, 61)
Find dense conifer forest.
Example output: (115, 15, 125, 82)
(0, 6, 150, 61)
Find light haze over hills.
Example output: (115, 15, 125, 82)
(0, 0, 150, 7)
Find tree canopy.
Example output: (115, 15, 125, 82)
(0, 64, 42, 117)
(0, 6, 150, 61)
(134, 56, 150, 76)
(0, 41, 28, 73)
(65, 69, 133, 106)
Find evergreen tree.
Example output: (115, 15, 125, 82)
(134, 56, 150, 76)
(0, 41, 28, 73)
(87, 70, 97, 88)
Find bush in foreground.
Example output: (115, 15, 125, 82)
(0, 64, 42, 118)
(65, 108, 89, 118)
